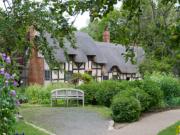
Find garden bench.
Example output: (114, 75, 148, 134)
(51, 88, 84, 107)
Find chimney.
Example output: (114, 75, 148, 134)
(103, 26, 110, 43)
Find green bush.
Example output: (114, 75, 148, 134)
(118, 88, 151, 111)
(111, 96, 141, 122)
(16, 87, 28, 103)
(95, 80, 127, 107)
(167, 97, 180, 106)
(25, 83, 74, 104)
(141, 78, 164, 109)
(159, 76, 180, 103)
(46, 82, 74, 91)
(77, 81, 99, 104)
(70, 73, 93, 85)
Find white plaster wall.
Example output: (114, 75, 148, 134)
(92, 69, 96, 76)
(109, 73, 112, 79)
(69, 61, 73, 71)
(89, 61, 92, 69)
(85, 62, 88, 70)
(59, 71, 64, 79)
(97, 69, 101, 76)
(52, 70, 58, 79)
(73, 70, 78, 73)
(65, 63, 69, 71)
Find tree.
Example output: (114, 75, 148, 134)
(82, 0, 180, 76)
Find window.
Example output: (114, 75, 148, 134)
(64, 71, 73, 81)
(103, 76, 109, 80)
(45, 70, 51, 80)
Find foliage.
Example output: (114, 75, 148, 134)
(25, 82, 73, 104)
(158, 121, 180, 135)
(111, 96, 141, 122)
(15, 120, 49, 135)
(70, 73, 93, 85)
(148, 72, 180, 105)
(77, 82, 99, 105)
(0, 53, 18, 134)
(118, 87, 151, 111)
(95, 80, 127, 107)
(159, 76, 180, 103)
(82, 1, 180, 76)
(78, 80, 127, 106)
(168, 97, 180, 106)
(45, 82, 74, 91)
(141, 77, 164, 109)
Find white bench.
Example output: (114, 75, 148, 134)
(51, 88, 84, 107)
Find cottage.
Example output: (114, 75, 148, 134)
(22, 28, 144, 85)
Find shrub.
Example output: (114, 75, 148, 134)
(0, 53, 18, 134)
(25, 84, 43, 104)
(25, 82, 74, 104)
(141, 78, 164, 109)
(46, 82, 74, 91)
(81, 73, 93, 84)
(16, 87, 28, 103)
(95, 80, 126, 107)
(111, 96, 141, 122)
(70, 73, 93, 86)
(118, 88, 151, 111)
(77, 81, 99, 104)
(167, 97, 180, 106)
(159, 76, 180, 103)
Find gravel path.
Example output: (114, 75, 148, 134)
(108, 109, 180, 135)
(21, 107, 180, 135)
(20, 107, 109, 135)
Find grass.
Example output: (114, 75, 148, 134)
(15, 120, 49, 135)
(158, 121, 180, 135)
(85, 105, 112, 119)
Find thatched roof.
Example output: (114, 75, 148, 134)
(44, 32, 145, 73)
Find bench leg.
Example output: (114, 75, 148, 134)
(51, 99, 52, 107)
(66, 99, 69, 107)
(83, 99, 84, 107)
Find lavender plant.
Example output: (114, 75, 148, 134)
(0, 53, 18, 135)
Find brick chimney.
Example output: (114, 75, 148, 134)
(27, 26, 44, 85)
(103, 26, 110, 43)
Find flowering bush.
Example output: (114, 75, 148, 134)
(0, 53, 18, 134)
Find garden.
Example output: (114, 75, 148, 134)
(17, 72, 180, 123)
(1, 52, 180, 134)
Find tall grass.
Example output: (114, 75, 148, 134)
(24, 82, 74, 104)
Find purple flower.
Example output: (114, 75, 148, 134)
(16, 100, 20, 106)
(0, 68, 5, 75)
(10, 90, 16, 97)
(6, 56, 11, 64)
(5, 72, 11, 80)
(13, 81, 18, 86)
(2, 53, 6, 61)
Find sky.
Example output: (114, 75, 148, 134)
(0, 1, 122, 30)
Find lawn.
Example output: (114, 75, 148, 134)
(158, 121, 180, 135)
(15, 120, 49, 135)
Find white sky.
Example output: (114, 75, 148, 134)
(0, 1, 122, 30)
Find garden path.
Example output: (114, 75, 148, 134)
(108, 109, 180, 135)
(20, 107, 109, 135)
